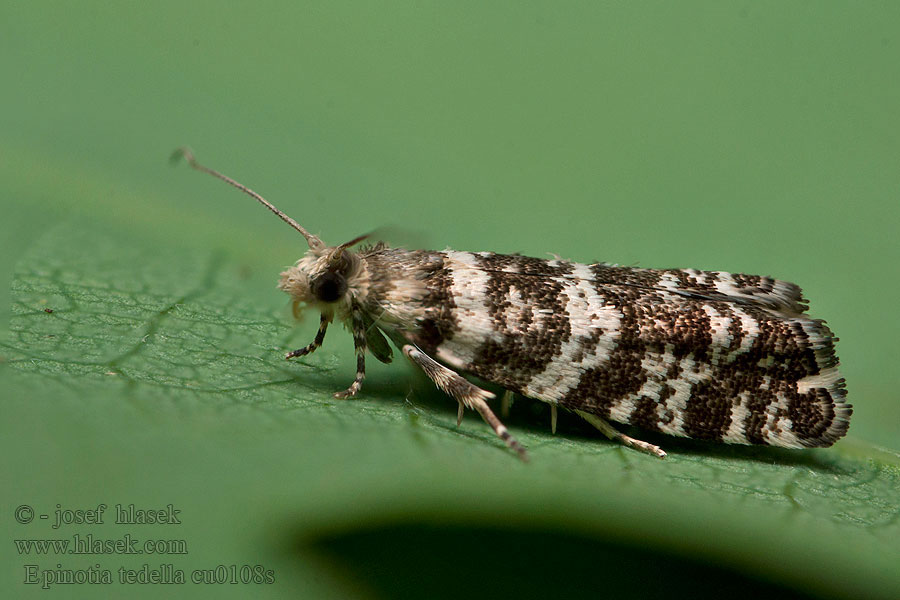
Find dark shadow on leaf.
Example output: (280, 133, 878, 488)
(639, 433, 852, 472)
(294, 521, 819, 600)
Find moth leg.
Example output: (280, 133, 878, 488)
(402, 345, 528, 461)
(285, 312, 331, 359)
(500, 390, 514, 418)
(334, 305, 366, 399)
(575, 410, 667, 459)
(501, 391, 558, 437)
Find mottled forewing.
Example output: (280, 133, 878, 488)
(412, 251, 849, 448)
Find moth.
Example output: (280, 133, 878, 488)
(173, 148, 851, 461)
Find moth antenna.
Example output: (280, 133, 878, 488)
(171, 147, 324, 250)
(333, 233, 371, 260)
(339, 233, 371, 250)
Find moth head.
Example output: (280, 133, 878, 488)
(278, 240, 364, 310)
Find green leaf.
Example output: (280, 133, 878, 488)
(3, 224, 899, 600)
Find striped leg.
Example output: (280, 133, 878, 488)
(403, 344, 528, 461)
(285, 313, 330, 359)
(334, 305, 366, 398)
(575, 410, 666, 459)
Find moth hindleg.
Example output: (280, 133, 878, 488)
(334, 303, 367, 399)
(575, 410, 666, 459)
(402, 345, 528, 461)
(285, 312, 331, 359)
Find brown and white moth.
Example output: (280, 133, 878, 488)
(173, 149, 851, 461)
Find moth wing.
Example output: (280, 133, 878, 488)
(421, 252, 849, 449)
(589, 264, 807, 315)
(469, 253, 807, 314)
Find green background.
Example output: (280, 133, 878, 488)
(2, 2, 899, 599)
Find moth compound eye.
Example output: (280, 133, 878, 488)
(311, 272, 347, 303)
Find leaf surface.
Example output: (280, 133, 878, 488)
(3, 225, 899, 600)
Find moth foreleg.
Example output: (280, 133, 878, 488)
(575, 410, 666, 459)
(334, 306, 366, 399)
(402, 345, 528, 461)
(285, 312, 331, 359)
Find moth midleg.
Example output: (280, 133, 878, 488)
(575, 410, 667, 459)
(285, 312, 331, 359)
(333, 305, 367, 398)
(402, 344, 528, 461)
